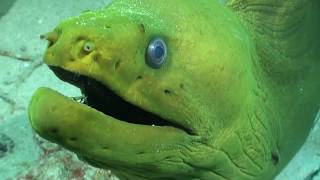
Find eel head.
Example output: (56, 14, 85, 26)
(28, 1, 262, 179)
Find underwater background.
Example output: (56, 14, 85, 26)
(0, 0, 319, 179)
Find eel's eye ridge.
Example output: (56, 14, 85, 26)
(146, 38, 167, 69)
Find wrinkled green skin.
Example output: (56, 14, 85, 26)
(28, 0, 320, 179)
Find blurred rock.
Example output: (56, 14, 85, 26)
(0, 133, 14, 158)
(0, 0, 16, 18)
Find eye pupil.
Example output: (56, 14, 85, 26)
(154, 46, 164, 59)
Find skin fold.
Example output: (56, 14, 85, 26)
(28, 0, 320, 179)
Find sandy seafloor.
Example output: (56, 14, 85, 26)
(0, 0, 319, 179)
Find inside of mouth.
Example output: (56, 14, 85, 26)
(49, 66, 193, 134)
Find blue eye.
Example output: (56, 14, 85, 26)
(146, 38, 167, 69)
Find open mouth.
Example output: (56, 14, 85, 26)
(49, 66, 193, 135)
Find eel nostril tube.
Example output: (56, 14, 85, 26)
(40, 32, 59, 46)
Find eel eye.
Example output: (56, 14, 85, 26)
(146, 38, 167, 69)
(83, 42, 95, 52)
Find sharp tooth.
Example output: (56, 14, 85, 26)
(72, 73, 80, 81)
(81, 96, 88, 104)
(71, 95, 87, 104)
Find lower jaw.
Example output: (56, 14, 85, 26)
(28, 87, 191, 160)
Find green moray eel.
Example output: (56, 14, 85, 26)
(28, 0, 320, 179)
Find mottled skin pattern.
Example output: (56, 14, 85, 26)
(28, 0, 320, 179)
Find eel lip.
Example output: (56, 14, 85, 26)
(48, 66, 195, 135)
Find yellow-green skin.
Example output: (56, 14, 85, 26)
(28, 0, 320, 179)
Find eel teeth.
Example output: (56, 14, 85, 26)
(71, 95, 87, 104)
